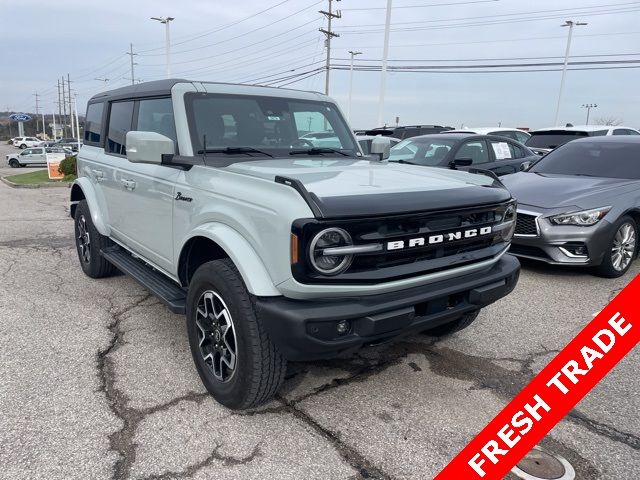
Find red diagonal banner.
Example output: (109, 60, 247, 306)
(435, 273, 640, 480)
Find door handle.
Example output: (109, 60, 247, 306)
(92, 169, 105, 182)
(121, 179, 137, 191)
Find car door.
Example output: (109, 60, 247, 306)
(108, 97, 180, 272)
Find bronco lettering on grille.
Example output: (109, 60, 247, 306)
(387, 226, 493, 251)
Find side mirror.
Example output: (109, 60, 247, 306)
(370, 136, 391, 160)
(519, 161, 533, 171)
(450, 158, 473, 169)
(126, 131, 175, 164)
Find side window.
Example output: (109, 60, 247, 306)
(590, 130, 609, 136)
(627, 129, 640, 135)
(84, 102, 104, 145)
(490, 140, 515, 160)
(107, 101, 134, 155)
(491, 130, 517, 141)
(613, 129, 629, 136)
(136, 97, 177, 144)
(456, 140, 489, 164)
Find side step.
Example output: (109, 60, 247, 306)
(101, 246, 187, 314)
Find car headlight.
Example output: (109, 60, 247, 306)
(309, 227, 353, 275)
(550, 207, 611, 226)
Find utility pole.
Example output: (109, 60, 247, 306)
(126, 43, 137, 85)
(347, 50, 362, 123)
(67, 74, 74, 137)
(74, 93, 81, 151)
(52, 107, 57, 141)
(581, 103, 597, 124)
(553, 20, 587, 126)
(57, 80, 63, 138)
(34, 93, 41, 137)
(151, 17, 174, 78)
(319, 0, 341, 95)
(61, 76, 68, 137)
(377, 0, 393, 127)
(6, 106, 13, 138)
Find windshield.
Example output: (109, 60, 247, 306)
(388, 138, 457, 166)
(529, 140, 640, 179)
(184, 92, 358, 156)
(525, 131, 606, 149)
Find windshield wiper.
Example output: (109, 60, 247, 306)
(197, 147, 273, 157)
(393, 159, 420, 165)
(289, 147, 350, 157)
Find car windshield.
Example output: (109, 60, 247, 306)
(388, 138, 457, 166)
(184, 92, 358, 157)
(529, 141, 640, 179)
(525, 131, 605, 149)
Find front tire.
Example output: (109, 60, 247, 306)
(594, 216, 637, 278)
(74, 200, 117, 278)
(19, 144, 26, 149)
(186, 259, 286, 409)
(423, 310, 480, 337)
(8, 159, 19, 168)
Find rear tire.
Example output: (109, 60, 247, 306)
(594, 216, 637, 278)
(423, 310, 480, 337)
(19, 144, 26, 149)
(74, 200, 117, 278)
(186, 259, 286, 409)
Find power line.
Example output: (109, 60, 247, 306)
(341, 0, 498, 10)
(332, 52, 640, 62)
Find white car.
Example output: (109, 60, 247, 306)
(6, 147, 65, 168)
(525, 125, 640, 154)
(300, 131, 342, 148)
(12, 136, 43, 149)
(444, 127, 530, 144)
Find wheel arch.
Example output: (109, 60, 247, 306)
(177, 225, 280, 297)
(69, 178, 110, 236)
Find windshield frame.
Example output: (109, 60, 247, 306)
(183, 92, 359, 159)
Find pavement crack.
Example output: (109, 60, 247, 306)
(96, 294, 211, 480)
(276, 395, 394, 480)
(567, 410, 640, 450)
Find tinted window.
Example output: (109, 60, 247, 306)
(525, 131, 589, 149)
(491, 130, 518, 141)
(136, 97, 177, 143)
(84, 102, 104, 145)
(613, 129, 629, 136)
(456, 140, 489, 164)
(589, 129, 609, 136)
(389, 138, 457, 166)
(490, 140, 525, 160)
(529, 141, 640, 179)
(107, 101, 134, 155)
(627, 129, 640, 136)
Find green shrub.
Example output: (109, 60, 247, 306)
(63, 174, 77, 182)
(58, 156, 77, 176)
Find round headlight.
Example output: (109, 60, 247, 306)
(309, 228, 353, 275)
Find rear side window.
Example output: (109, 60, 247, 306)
(589, 130, 609, 137)
(84, 102, 104, 145)
(136, 97, 177, 144)
(107, 101, 134, 155)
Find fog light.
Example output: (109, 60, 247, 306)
(336, 320, 351, 335)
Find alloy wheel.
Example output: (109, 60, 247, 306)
(195, 290, 238, 382)
(77, 215, 91, 264)
(611, 223, 636, 271)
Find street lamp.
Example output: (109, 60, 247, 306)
(347, 50, 362, 123)
(151, 16, 175, 78)
(553, 20, 587, 125)
(581, 103, 597, 124)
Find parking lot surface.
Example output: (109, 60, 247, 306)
(0, 143, 638, 480)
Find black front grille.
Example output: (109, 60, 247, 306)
(515, 213, 538, 236)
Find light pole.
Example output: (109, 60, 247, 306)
(377, 0, 393, 127)
(347, 50, 362, 123)
(553, 20, 587, 126)
(581, 103, 597, 124)
(151, 16, 175, 78)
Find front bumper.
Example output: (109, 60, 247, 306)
(255, 254, 520, 361)
(511, 211, 615, 266)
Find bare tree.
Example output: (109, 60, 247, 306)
(593, 116, 624, 126)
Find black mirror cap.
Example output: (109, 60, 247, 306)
(450, 158, 473, 169)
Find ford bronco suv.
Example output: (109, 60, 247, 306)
(71, 80, 520, 409)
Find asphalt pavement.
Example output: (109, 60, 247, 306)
(0, 143, 638, 479)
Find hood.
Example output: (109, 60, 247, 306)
(501, 172, 635, 209)
(225, 158, 512, 218)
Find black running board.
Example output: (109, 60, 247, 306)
(101, 246, 187, 314)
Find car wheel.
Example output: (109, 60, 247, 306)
(19, 144, 27, 149)
(186, 259, 286, 410)
(595, 216, 637, 278)
(8, 159, 19, 168)
(423, 310, 480, 337)
(74, 200, 117, 278)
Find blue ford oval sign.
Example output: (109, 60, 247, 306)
(9, 113, 32, 122)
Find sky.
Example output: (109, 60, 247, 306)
(1, 0, 639, 130)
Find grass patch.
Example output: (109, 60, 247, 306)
(4, 170, 71, 185)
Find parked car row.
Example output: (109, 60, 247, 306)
(9, 136, 82, 151)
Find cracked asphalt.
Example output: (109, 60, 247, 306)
(0, 144, 638, 480)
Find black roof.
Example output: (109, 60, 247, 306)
(89, 79, 189, 103)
